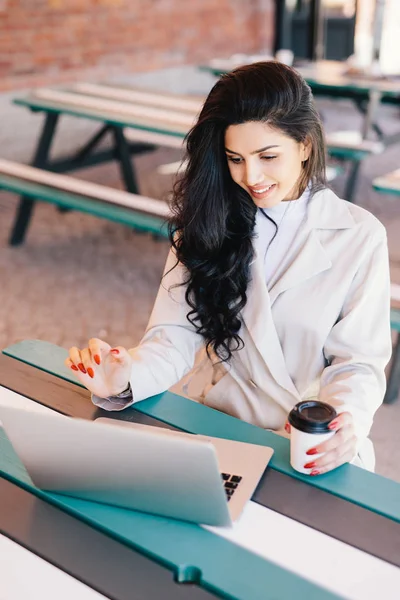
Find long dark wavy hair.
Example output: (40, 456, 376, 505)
(168, 61, 327, 362)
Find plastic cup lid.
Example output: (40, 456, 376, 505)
(288, 400, 337, 434)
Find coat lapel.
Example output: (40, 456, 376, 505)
(269, 188, 356, 305)
(268, 228, 332, 305)
(241, 188, 357, 397)
(242, 250, 301, 398)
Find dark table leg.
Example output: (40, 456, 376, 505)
(9, 112, 59, 246)
(111, 125, 140, 194)
(384, 334, 400, 404)
(344, 159, 362, 203)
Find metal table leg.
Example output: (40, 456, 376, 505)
(9, 112, 59, 246)
(112, 126, 139, 194)
(344, 160, 362, 203)
(361, 89, 382, 140)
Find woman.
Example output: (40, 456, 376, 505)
(66, 61, 391, 474)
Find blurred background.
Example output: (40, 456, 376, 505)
(0, 0, 399, 480)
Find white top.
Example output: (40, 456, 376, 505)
(254, 188, 310, 288)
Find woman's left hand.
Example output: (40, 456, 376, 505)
(285, 412, 358, 475)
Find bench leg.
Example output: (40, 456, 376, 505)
(344, 160, 361, 204)
(112, 126, 139, 195)
(384, 334, 400, 404)
(9, 112, 59, 246)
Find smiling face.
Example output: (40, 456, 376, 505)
(225, 121, 311, 208)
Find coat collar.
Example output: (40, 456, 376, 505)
(268, 188, 357, 303)
(241, 187, 357, 398)
(306, 187, 357, 230)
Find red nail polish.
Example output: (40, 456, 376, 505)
(310, 470, 320, 476)
(87, 367, 94, 379)
(78, 363, 87, 374)
(304, 461, 316, 469)
(328, 421, 338, 430)
(94, 354, 101, 365)
(306, 448, 318, 455)
(71, 365, 79, 371)
(110, 349, 119, 355)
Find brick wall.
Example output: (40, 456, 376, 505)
(0, 0, 275, 91)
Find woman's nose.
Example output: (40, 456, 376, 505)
(244, 161, 264, 187)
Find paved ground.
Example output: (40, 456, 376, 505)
(0, 76, 399, 482)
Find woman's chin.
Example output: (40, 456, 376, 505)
(253, 194, 284, 209)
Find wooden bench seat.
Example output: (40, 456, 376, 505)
(0, 159, 170, 239)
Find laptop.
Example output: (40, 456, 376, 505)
(0, 405, 274, 527)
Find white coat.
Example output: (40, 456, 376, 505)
(99, 188, 392, 470)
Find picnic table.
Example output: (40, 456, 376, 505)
(1, 343, 400, 600)
(10, 85, 198, 245)
(10, 75, 398, 244)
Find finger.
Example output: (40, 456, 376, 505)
(65, 357, 79, 372)
(78, 348, 94, 379)
(305, 434, 357, 470)
(88, 338, 111, 365)
(69, 347, 83, 371)
(309, 445, 357, 476)
(310, 424, 355, 456)
(108, 346, 131, 366)
(327, 411, 353, 432)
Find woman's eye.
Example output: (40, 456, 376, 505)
(227, 157, 242, 164)
(261, 155, 277, 161)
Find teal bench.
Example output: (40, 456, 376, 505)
(0, 159, 169, 241)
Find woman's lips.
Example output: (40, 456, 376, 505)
(248, 183, 276, 200)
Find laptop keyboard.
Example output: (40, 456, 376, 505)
(221, 473, 242, 502)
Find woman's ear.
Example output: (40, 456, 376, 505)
(300, 138, 312, 162)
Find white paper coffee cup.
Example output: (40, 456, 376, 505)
(288, 401, 337, 474)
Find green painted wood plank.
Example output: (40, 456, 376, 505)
(0, 429, 342, 600)
(3, 340, 400, 523)
(14, 97, 187, 138)
(0, 175, 169, 237)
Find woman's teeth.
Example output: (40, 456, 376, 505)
(250, 184, 276, 197)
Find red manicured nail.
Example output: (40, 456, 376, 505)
(310, 470, 320, 476)
(78, 363, 87, 374)
(94, 354, 101, 365)
(328, 421, 338, 430)
(87, 367, 94, 379)
(304, 461, 316, 469)
(71, 364, 79, 371)
(110, 349, 119, 355)
(306, 448, 318, 455)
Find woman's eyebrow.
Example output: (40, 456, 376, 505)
(225, 145, 281, 155)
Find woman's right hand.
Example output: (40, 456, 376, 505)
(65, 338, 132, 399)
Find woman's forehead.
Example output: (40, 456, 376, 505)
(224, 121, 294, 153)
